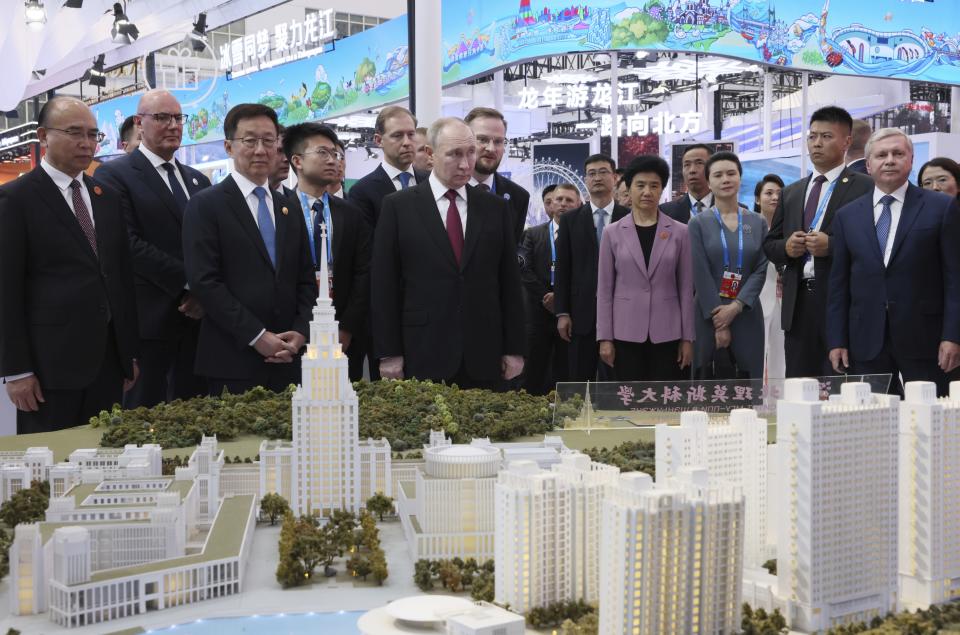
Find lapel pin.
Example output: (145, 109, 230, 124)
(192, 177, 199, 185)
(503, 192, 511, 201)
(842, 177, 849, 183)
(281, 206, 289, 216)
(659, 231, 669, 240)
(93, 185, 103, 196)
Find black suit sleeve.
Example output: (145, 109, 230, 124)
(941, 198, 960, 344)
(339, 215, 371, 336)
(520, 228, 549, 302)
(107, 189, 141, 374)
(498, 201, 526, 356)
(182, 193, 266, 347)
(347, 182, 378, 229)
(371, 195, 403, 359)
(0, 188, 32, 376)
(763, 194, 791, 267)
(292, 209, 319, 340)
(95, 165, 186, 298)
(553, 212, 574, 317)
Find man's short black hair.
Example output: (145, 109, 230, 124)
(681, 143, 713, 160)
(623, 155, 670, 188)
(281, 122, 340, 163)
(810, 106, 853, 133)
(584, 153, 616, 172)
(705, 150, 742, 177)
(541, 183, 558, 200)
(223, 103, 279, 141)
(120, 115, 137, 143)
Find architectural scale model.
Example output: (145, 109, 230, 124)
(599, 468, 745, 635)
(357, 595, 528, 634)
(898, 381, 960, 610)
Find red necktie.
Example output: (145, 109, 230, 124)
(444, 189, 464, 265)
(70, 180, 98, 256)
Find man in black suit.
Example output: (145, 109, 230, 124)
(282, 122, 371, 381)
(521, 184, 581, 394)
(371, 117, 525, 388)
(95, 89, 210, 408)
(845, 119, 871, 175)
(659, 144, 714, 223)
(182, 104, 317, 395)
(269, 125, 292, 194)
(555, 154, 629, 381)
(465, 107, 530, 244)
(763, 106, 873, 378)
(1, 97, 139, 433)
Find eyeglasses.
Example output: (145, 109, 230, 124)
(301, 147, 344, 161)
(45, 127, 106, 143)
(586, 169, 613, 179)
(230, 136, 278, 149)
(476, 135, 507, 149)
(138, 112, 188, 125)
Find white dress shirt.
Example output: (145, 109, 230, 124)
(687, 191, 714, 216)
(296, 188, 333, 251)
(590, 199, 615, 232)
(873, 181, 909, 267)
(803, 163, 845, 279)
(6, 160, 96, 382)
(429, 173, 468, 233)
(41, 158, 95, 227)
(138, 144, 191, 199)
(231, 170, 274, 228)
(469, 174, 495, 190)
(382, 161, 416, 192)
(330, 186, 344, 199)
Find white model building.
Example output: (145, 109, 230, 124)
(598, 469, 744, 635)
(656, 408, 769, 566)
(0, 447, 54, 501)
(494, 454, 619, 613)
(358, 596, 528, 634)
(8, 436, 256, 629)
(898, 380, 960, 609)
(68, 443, 163, 479)
(262, 238, 390, 518)
(775, 379, 899, 632)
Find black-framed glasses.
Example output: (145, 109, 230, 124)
(300, 147, 344, 161)
(45, 127, 106, 143)
(138, 112, 188, 125)
(230, 136, 279, 149)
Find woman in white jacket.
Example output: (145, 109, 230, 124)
(754, 174, 785, 384)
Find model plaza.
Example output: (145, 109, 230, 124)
(2, 256, 959, 633)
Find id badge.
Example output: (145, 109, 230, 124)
(719, 270, 743, 299)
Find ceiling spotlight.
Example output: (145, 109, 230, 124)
(63, 0, 82, 7)
(110, 2, 138, 44)
(25, 0, 47, 30)
(188, 12, 208, 52)
(84, 54, 107, 87)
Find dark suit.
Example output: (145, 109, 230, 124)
(763, 168, 873, 377)
(0, 167, 139, 433)
(827, 184, 960, 395)
(182, 175, 318, 393)
(492, 172, 530, 244)
(846, 158, 869, 175)
(347, 163, 428, 380)
(371, 180, 524, 386)
(94, 149, 211, 407)
(554, 202, 629, 381)
(286, 190, 371, 381)
(519, 221, 568, 394)
(660, 197, 694, 224)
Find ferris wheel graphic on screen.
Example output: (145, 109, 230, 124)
(528, 158, 588, 226)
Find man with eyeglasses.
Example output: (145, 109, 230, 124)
(1, 96, 140, 433)
(465, 107, 530, 245)
(554, 154, 629, 381)
(182, 103, 317, 395)
(95, 89, 212, 408)
(282, 122, 370, 381)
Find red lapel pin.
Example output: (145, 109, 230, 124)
(93, 185, 103, 196)
(659, 231, 669, 240)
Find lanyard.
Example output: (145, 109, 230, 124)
(299, 190, 332, 265)
(713, 207, 743, 271)
(807, 177, 837, 232)
(548, 220, 557, 286)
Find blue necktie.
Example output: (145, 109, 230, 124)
(253, 186, 276, 267)
(876, 194, 894, 263)
(595, 209, 607, 243)
(161, 162, 189, 213)
(397, 172, 411, 189)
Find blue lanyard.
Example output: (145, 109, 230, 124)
(298, 190, 332, 265)
(807, 177, 837, 232)
(548, 220, 557, 286)
(713, 207, 743, 271)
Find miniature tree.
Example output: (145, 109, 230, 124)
(259, 493, 290, 525)
(347, 553, 372, 581)
(0, 482, 49, 528)
(370, 550, 388, 586)
(0, 530, 11, 581)
(365, 492, 394, 521)
(413, 559, 434, 591)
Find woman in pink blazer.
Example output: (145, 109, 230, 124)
(597, 156, 695, 381)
